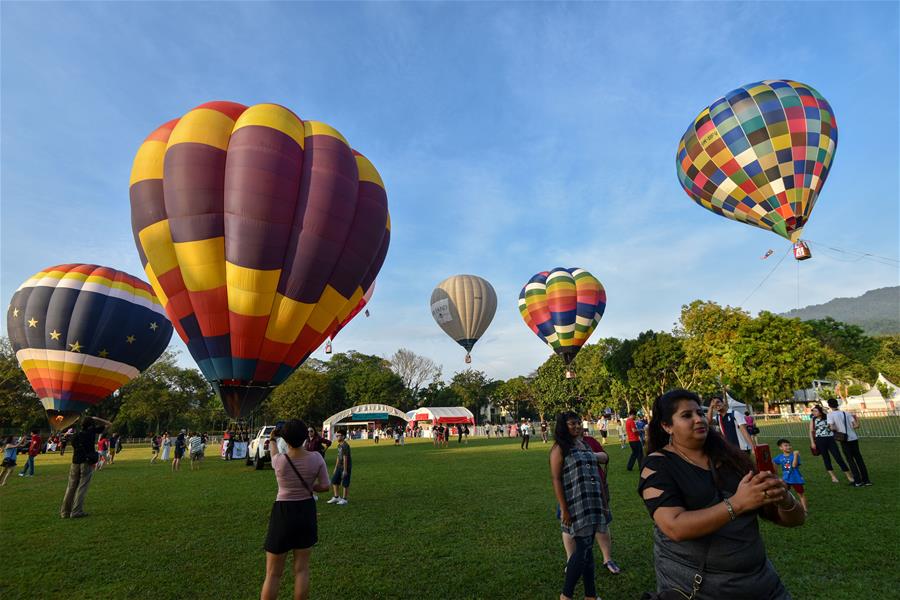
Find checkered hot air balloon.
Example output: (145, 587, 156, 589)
(6, 264, 174, 431)
(676, 80, 837, 257)
(130, 102, 390, 418)
(518, 268, 606, 377)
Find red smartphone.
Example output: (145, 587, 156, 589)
(754, 444, 775, 473)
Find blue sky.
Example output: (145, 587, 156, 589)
(2, 2, 898, 381)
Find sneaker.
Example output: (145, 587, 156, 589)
(326, 497, 339, 504)
(853, 482, 864, 487)
(863, 482, 873, 487)
(337, 498, 348, 505)
(18, 473, 24, 477)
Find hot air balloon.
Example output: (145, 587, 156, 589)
(130, 101, 390, 418)
(6, 264, 173, 430)
(325, 281, 375, 354)
(676, 80, 838, 260)
(518, 268, 606, 378)
(430, 275, 497, 363)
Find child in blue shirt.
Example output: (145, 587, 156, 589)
(773, 438, 808, 512)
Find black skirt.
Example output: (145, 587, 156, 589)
(264, 499, 318, 554)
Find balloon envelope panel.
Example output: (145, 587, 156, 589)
(6, 264, 173, 430)
(130, 102, 390, 417)
(518, 268, 606, 364)
(676, 80, 837, 243)
(430, 275, 497, 356)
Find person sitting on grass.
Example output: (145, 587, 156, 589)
(261, 420, 330, 600)
(327, 431, 351, 505)
(773, 439, 808, 513)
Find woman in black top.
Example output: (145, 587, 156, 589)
(638, 390, 805, 599)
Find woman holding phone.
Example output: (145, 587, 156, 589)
(261, 420, 330, 600)
(638, 390, 805, 599)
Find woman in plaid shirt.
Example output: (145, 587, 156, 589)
(551, 411, 606, 600)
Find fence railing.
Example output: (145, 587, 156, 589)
(755, 410, 900, 439)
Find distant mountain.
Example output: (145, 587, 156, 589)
(782, 287, 900, 335)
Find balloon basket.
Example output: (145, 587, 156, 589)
(325, 341, 332, 354)
(792, 241, 812, 261)
(465, 354, 472, 364)
(565, 369, 576, 379)
(45, 410, 81, 432)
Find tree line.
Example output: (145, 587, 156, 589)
(2, 300, 898, 433)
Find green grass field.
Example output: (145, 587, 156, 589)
(1, 437, 898, 599)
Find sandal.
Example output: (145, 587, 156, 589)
(604, 560, 622, 574)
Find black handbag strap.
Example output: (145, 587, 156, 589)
(687, 457, 719, 598)
(283, 454, 314, 496)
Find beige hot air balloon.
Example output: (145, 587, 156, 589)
(430, 275, 497, 363)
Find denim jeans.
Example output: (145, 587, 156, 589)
(563, 534, 596, 598)
(20, 455, 35, 476)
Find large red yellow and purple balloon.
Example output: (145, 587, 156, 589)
(676, 80, 837, 243)
(6, 264, 173, 430)
(130, 101, 390, 418)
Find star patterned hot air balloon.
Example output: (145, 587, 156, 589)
(430, 275, 497, 364)
(518, 268, 606, 377)
(130, 101, 390, 418)
(6, 264, 173, 431)
(676, 80, 837, 259)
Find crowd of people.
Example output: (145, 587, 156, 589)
(2, 388, 879, 600)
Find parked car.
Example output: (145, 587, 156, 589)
(246, 426, 276, 470)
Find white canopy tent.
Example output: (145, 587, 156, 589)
(411, 406, 475, 424)
(723, 392, 754, 416)
(322, 403, 409, 439)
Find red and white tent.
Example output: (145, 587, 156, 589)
(412, 407, 475, 424)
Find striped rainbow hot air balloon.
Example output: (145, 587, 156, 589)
(518, 268, 606, 376)
(130, 101, 390, 418)
(6, 264, 173, 430)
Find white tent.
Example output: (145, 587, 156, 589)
(877, 373, 899, 399)
(322, 403, 409, 439)
(844, 386, 892, 411)
(725, 392, 752, 415)
(411, 406, 475, 424)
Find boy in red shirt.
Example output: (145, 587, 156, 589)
(18, 429, 42, 477)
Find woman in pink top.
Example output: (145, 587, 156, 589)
(261, 420, 330, 600)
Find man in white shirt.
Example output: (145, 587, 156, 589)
(520, 420, 531, 450)
(826, 399, 871, 486)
